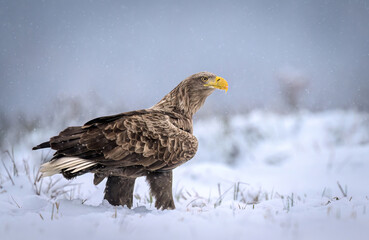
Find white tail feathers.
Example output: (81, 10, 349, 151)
(40, 157, 97, 177)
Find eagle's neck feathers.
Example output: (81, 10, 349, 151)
(151, 81, 214, 119)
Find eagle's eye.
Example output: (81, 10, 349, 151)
(201, 77, 208, 82)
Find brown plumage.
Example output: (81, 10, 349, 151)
(33, 72, 228, 210)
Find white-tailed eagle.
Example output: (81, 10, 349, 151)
(33, 72, 228, 210)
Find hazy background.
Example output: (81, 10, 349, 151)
(1, 0, 369, 118)
(1, 2, 369, 238)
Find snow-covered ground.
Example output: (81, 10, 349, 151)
(1, 110, 369, 240)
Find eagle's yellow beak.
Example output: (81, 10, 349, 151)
(204, 76, 228, 93)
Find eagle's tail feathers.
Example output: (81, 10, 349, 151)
(40, 157, 97, 177)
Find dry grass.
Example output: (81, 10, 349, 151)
(1, 148, 80, 201)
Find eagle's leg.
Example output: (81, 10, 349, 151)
(146, 170, 175, 210)
(104, 176, 136, 208)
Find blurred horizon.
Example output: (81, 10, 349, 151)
(1, 2, 369, 237)
(1, 0, 369, 118)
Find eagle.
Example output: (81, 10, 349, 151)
(33, 72, 228, 210)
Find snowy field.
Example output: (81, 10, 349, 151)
(1, 110, 369, 240)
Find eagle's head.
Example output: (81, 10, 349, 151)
(185, 71, 228, 94)
(153, 71, 228, 117)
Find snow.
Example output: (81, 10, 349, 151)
(1, 110, 369, 240)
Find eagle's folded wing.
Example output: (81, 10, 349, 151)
(77, 112, 198, 171)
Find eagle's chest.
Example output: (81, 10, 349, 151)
(169, 117, 193, 134)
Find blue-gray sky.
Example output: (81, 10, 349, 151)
(1, 0, 369, 116)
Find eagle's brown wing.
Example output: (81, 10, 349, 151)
(45, 110, 198, 179)
(90, 111, 198, 167)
